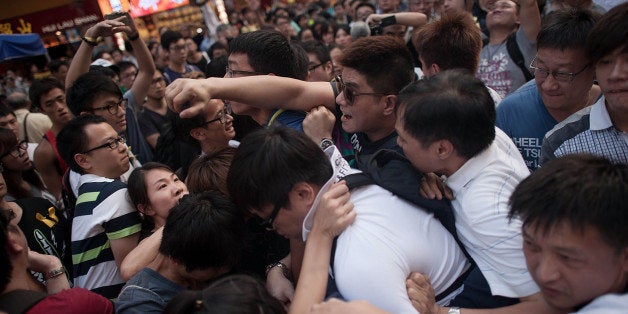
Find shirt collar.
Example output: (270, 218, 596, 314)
(589, 96, 613, 131)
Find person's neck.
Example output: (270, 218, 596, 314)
(253, 108, 273, 127)
(606, 100, 628, 133)
(488, 26, 516, 45)
(365, 120, 396, 143)
(3, 260, 45, 294)
(168, 62, 186, 73)
(440, 155, 469, 178)
(150, 254, 188, 287)
(200, 140, 229, 155)
(144, 98, 167, 113)
(50, 122, 67, 136)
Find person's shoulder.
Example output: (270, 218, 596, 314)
(576, 293, 628, 314)
(498, 80, 538, 109)
(27, 288, 114, 314)
(544, 105, 592, 140)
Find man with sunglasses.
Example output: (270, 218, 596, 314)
(56, 114, 141, 299)
(496, 9, 600, 172)
(540, 2, 628, 165)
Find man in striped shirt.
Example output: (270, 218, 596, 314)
(57, 114, 141, 299)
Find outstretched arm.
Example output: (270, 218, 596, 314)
(165, 76, 335, 118)
(65, 18, 129, 89)
(366, 12, 428, 28)
(518, 0, 541, 43)
(125, 17, 155, 106)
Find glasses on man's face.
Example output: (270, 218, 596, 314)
(202, 106, 233, 127)
(225, 66, 263, 78)
(1, 140, 27, 159)
(170, 44, 187, 52)
(529, 56, 590, 82)
(259, 202, 283, 230)
(81, 136, 125, 154)
(308, 63, 323, 74)
(335, 74, 387, 105)
(91, 98, 127, 115)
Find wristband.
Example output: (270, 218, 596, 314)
(45, 266, 65, 280)
(380, 15, 397, 27)
(265, 261, 292, 280)
(81, 35, 99, 47)
(127, 32, 140, 41)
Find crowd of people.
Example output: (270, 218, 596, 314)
(0, 0, 626, 313)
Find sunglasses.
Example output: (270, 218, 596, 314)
(335, 74, 387, 105)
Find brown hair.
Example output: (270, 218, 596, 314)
(186, 147, 237, 197)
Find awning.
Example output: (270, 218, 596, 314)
(0, 34, 47, 62)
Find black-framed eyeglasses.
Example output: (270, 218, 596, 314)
(80, 136, 125, 154)
(225, 66, 263, 78)
(201, 106, 233, 127)
(335, 74, 387, 105)
(529, 56, 590, 82)
(308, 63, 323, 73)
(259, 202, 283, 230)
(90, 98, 127, 115)
(1, 140, 27, 159)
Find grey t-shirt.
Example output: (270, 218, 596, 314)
(477, 27, 536, 98)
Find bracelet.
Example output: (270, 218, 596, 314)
(45, 266, 65, 280)
(127, 32, 140, 41)
(265, 261, 292, 280)
(81, 35, 99, 47)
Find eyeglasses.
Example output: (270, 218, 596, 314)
(259, 202, 283, 230)
(90, 98, 127, 115)
(201, 106, 233, 127)
(170, 44, 187, 52)
(529, 56, 590, 82)
(225, 66, 263, 78)
(308, 63, 324, 73)
(1, 140, 27, 159)
(80, 136, 125, 154)
(335, 74, 387, 105)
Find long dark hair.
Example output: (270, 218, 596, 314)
(0, 129, 44, 199)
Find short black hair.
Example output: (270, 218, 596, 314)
(29, 76, 64, 109)
(509, 154, 628, 252)
(396, 69, 495, 159)
(56, 114, 108, 174)
(161, 30, 184, 50)
(159, 191, 245, 272)
(116, 60, 137, 73)
(228, 30, 300, 79)
(0, 104, 15, 119)
(537, 8, 600, 52)
(48, 59, 69, 73)
(66, 72, 122, 116)
(301, 40, 331, 65)
(586, 2, 628, 64)
(227, 127, 332, 214)
(164, 274, 286, 314)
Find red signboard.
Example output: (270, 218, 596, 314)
(129, 0, 190, 18)
(0, 1, 103, 36)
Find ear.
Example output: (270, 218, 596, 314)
(433, 139, 455, 160)
(323, 61, 333, 77)
(189, 127, 205, 142)
(137, 203, 149, 215)
(431, 63, 441, 75)
(381, 94, 398, 116)
(6, 229, 26, 255)
(74, 153, 92, 172)
(288, 182, 316, 210)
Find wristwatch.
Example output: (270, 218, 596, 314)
(265, 261, 292, 280)
(448, 307, 461, 314)
(319, 138, 334, 150)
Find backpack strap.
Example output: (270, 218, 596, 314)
(266, 109, 285, 128)
(0, 289, 47, 313)
(505, 33, 534, 82)
(22, 113, 30, 143)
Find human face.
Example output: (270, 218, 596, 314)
(486, 0, 519, 30)
(147, 72, 166, 101)
(523, 222, 628, 311)
(322, 26, 335, 46)
(532, 48, 594, 120)
(395, 110, 442, 174)
(275, 17, 294, 39)
(0, 114, 19, 138)
(329, 47, 344, 76)
(53, 65, 68, 83)
(336, 68, 388, 137)
(256, 201, 305, 239)
(39, 88, 73, 125)
(377, 0, 399, 13)
(80, 123, 130, 178)
(185, 38, 198, 57)
(307, 54, 331, 82)
(89, 94, 127, 133)
(224, 53, 258, 116)
(169, 38, 188, 66)
(335, 28, 352, 47)
(1, 140, 31, 172)
(382, 24, 407, 39)
(356, 6, 375, 21)
(143, 168, 188, 227)
(595, 48, 628, 115)
(119, 66, 138, 91)
(409, 0, 434, 16)
(197, 100, 235, 148)
(300, 29, 315, 43)
(101, 52, 114, 63)
(443, 0, 466, 14)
